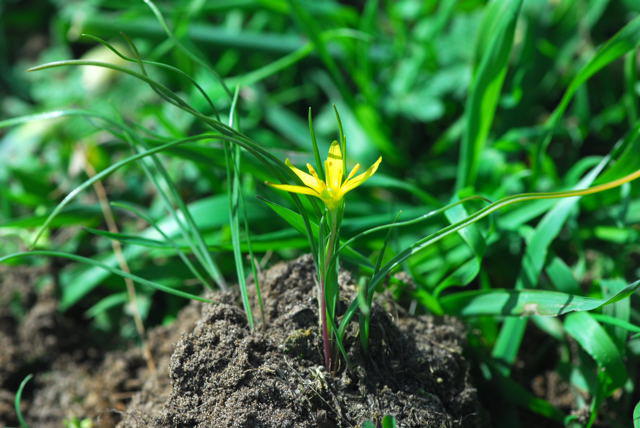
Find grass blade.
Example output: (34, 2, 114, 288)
(440, 279, 640, 316)
(308, 108, 324, 180)
(532, 14, 640, 182)
(110, 201, 209, 286)
(225, 86, 254, 329)
(492, 156, 609, 372)
(0, 251, 213, 303)
(260, 197, 372, 268)
(456, 0, 523, 190)
(15, 373, 33, 428)
(338, 165, 640, 341)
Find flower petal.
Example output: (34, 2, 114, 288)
(346, 163, 361, 181)
(265, 182, 321, 197)
(306, 163, 324, 184)
(340, 156, 382, 194)
(285, 159, 323, 193)
(324, 141, 344, 191)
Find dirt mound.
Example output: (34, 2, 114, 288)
(1, 256, 482, 427)
(0, 264, 200, 427)
(120, 255, 483, 427)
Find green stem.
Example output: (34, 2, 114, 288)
(320, 208, 339, 371)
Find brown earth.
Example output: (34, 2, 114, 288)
(1, 256, 484, 427)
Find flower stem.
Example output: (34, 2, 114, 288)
(320, 209, 339, 371)
(320, 279, 332, 370)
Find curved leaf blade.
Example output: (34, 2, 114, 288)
(440, 279, 639, 317)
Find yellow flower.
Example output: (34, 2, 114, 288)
(267, 141, 382, 210)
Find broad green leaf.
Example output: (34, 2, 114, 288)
(546, 256, 580, 295)
(564, 312, 627, 393)
(600, 279, 631, 345)
(381, 415, 397, 428)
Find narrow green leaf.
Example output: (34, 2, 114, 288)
(491, 366, 565, 421)
(286, 0, 351, 105)
(596, 122, 640, 185)
(436, 197, 487, 294)
(625, 51, 638, 127)
(27, 134, 212, 247)
(456, 0, 523, 189)
(82, 33, 220, 120)
(333, 105, 347, 168)
(110, 201, 209, 286)
(85, 292, 129, 319)
(15, 374, 33, 428)
(286, 0, 396, 162)
(225, 86, 254, 329)
(83, 227, 171, 249)
(261, 197, 373, 268)
(336, 196, 490, 257)
(492, 156, 609, 372)
(0, 251, 213, 304)
(338, 166, 640, 341)
(308, 107, 324, 181)
(590, 313, 640, 335)
(532, 15, 640, 181)
(440, 279, 639, 317)
(118, 41, 227, 290)
(143, 0, 233, 100)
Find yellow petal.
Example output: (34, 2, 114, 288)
(324, 141, 344, 191)
(340, 156, 382, 194)
(346, 163, 361, 181)
(285, 159, 323, 193)
(265, 182, 321, 197)
(306, 163, 323, 183)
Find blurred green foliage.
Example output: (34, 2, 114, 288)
(2, 0, 640, 426)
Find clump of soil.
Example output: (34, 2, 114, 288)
(1, 256, 483, 427)
(0, 265, 78, 426)
(120, 255, 483, 427)
(0, 264, 200, 427)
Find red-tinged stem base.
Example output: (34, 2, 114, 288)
(320, 280, 333, 371)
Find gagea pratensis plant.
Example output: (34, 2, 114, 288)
(264, 112, 640, 372)
(267, 139, 381, 370)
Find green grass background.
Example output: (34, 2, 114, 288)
(1, 1, 640, 426)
